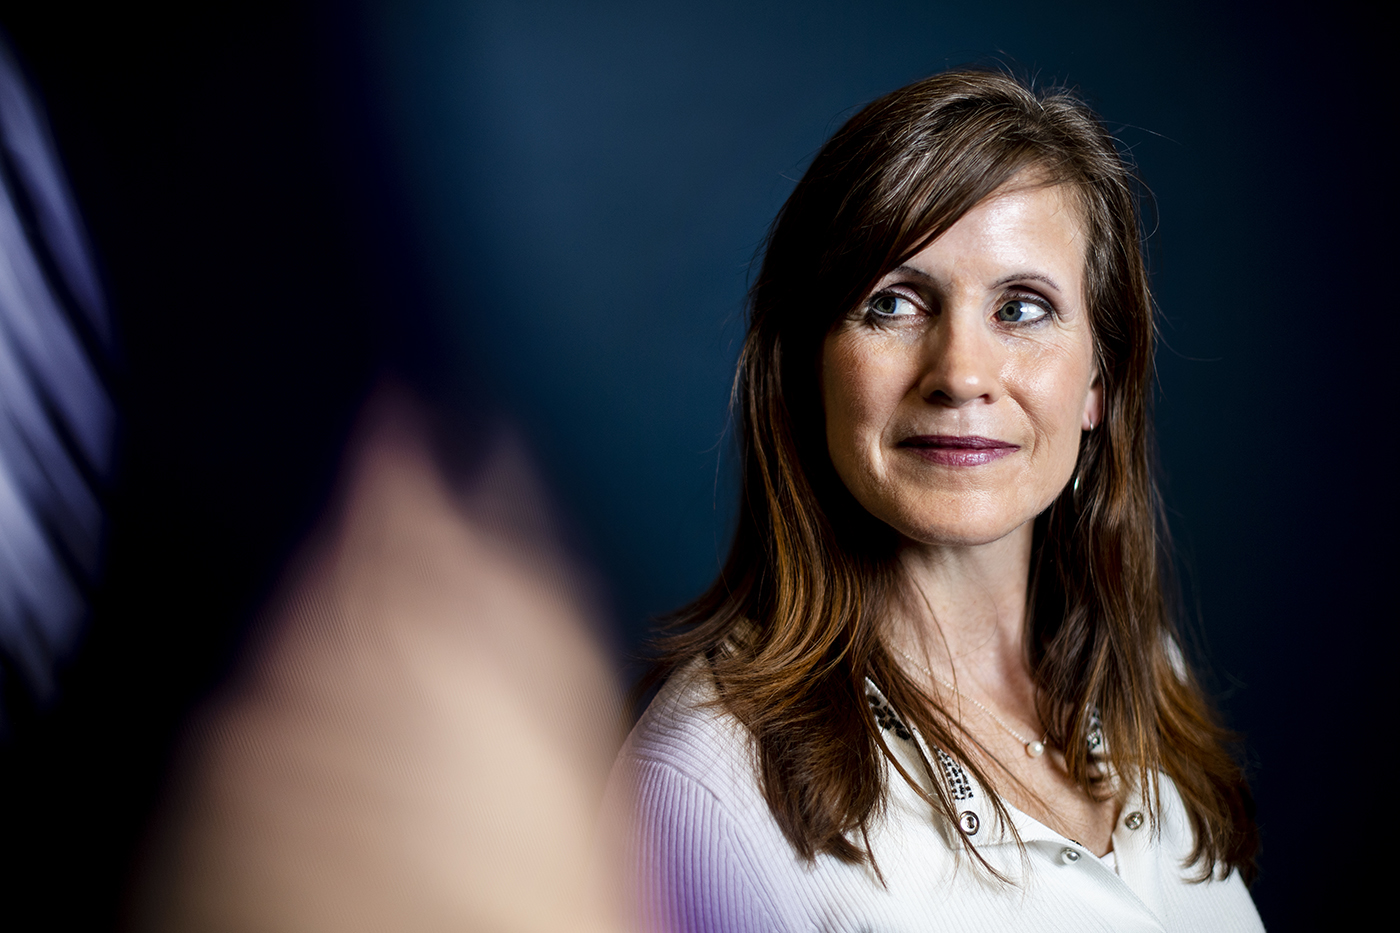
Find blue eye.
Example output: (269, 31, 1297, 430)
(868, 294, 917, 317)
(995, 299, 1049, 323)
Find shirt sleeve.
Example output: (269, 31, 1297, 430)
(625, 757, 794, 933)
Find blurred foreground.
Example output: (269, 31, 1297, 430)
(132, 388, 628, 933)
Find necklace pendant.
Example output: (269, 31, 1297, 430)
(1026, 740, 1045, 758)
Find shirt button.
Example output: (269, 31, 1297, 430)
(1059, 847, 1081, 864)
(1124, 811, 1144, 831)
(958, 811, 980, 835)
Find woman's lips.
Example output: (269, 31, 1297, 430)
(897, 435, 1019, 467)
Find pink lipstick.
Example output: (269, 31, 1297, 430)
(898, 435, 1018, 467)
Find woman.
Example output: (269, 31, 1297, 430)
(613, 70, 1261, 932)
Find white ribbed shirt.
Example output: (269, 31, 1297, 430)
(609, 665, 1264, 933)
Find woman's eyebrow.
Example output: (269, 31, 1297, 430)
(883, 264, 937, 284)
(992, 271, 1063, 293)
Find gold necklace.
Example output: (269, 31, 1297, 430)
(895, 648, 1049, 758)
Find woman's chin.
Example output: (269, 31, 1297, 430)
(890, 515, 1036, 552)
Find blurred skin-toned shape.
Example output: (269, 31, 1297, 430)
(134, 386, 627, 933)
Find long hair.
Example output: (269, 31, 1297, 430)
(647, 69, 1257, 881)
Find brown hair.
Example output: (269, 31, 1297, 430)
(646, 69, 1256, 881)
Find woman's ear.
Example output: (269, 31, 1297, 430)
(1083, 371, 1103, 430)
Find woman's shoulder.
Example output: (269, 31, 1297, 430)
(607, 662, 820, 933)
(613, 660, 759, 802)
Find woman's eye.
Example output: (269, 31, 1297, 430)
(868, 294, 917, 317)
(995, 299, 1049, 324)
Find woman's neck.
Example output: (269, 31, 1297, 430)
(892, 519, 1034, 685)
(889, 520, 1122, 856)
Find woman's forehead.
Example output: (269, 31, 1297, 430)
(882, 181, 1090, 290)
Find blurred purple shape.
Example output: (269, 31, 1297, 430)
(0, 37, 113, 708)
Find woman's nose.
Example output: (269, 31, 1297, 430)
(915, 310, 1001, 407)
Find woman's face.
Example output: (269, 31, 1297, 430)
(821, 178, 1102, 548)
